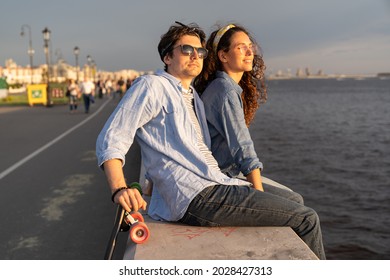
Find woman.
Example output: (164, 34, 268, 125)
(193, 24, 326, 260)
(67, 79, 80, 113)
(194, 24, 287, 191)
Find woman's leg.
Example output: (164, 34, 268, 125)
(262, 176, 293, 191)
(263, 184, 304, 205)
(233, 173, 303, 204)
(69, 96, 76, 111)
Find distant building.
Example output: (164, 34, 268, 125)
(296, 68, 306, 78)
(377, 72, 390, 79)
(305, 67, 311, 77)
(0, 59, 144, 85)
(1, 59, 43, 84)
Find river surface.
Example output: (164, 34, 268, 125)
(250, 77, 390, 259)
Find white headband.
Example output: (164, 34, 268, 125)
(213, 24, 236, 53)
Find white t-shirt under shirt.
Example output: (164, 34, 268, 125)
(181, 88, 220, 171)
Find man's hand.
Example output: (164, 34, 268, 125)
(112, 187, 147, 212)
(103, 159, 148, 212)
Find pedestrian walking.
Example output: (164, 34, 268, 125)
(67, 79, 80, 113)
(80, 78, 95, 113)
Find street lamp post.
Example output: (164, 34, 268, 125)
(91, 59, 96, 82)
(42, 27, 52, 106)
(73, 46, 80, 83)
(87, 55, 92, 80)
(20, 24, 34, 84)
(87, 55, 97, 82)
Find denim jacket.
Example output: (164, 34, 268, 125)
(201, 71, 263, 177)
(96, 70, 249, 221)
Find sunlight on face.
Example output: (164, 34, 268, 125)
(165, 35, 204, 87)
(220, 31, 254, 81)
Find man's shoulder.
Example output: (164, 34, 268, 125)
(135, 72, 175, 90)
(130, 74, 175, 103)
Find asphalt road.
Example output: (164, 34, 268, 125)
(0, 96, 141, 259)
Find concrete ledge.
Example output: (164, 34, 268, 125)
(123, 215, 317, 260)
(122, 164, 318, 260)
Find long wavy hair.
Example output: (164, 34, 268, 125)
(193, 24, 267, 126)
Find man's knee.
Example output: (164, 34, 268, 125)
(291, 192, 304, 205)
(305, 207, 321, 228)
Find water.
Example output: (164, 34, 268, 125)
(250, 78, 390, 259)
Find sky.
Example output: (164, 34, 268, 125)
(1, 0, 390, 75)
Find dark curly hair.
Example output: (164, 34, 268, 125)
(193, 24, 267, 126)
(158, 21, 206, 71)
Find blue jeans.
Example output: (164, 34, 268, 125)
(69, 95, 78, 111)
(180, 184, 326, 260)
(83, 93, 94, 113)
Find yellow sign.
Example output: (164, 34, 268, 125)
(27, 84, 47, 106)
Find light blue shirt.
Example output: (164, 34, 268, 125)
(96, 70, 249, 221)
(201, 71, 263, 177)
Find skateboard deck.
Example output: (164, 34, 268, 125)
(104, 205, 150, 260)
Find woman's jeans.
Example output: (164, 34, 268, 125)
(180, 184, 326, 260)
(69, 95, 78, 111)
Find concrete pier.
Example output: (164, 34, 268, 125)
(122, 165, 318, 260)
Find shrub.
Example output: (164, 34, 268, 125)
(0, 78, 8, 89)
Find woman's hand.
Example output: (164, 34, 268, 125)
(247, 169, 264, 192)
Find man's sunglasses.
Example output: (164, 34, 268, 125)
(172, 44, 208, 59)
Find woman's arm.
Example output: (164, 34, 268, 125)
(246, 168, 264, 191)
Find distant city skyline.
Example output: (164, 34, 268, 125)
(1, 0, 390, 75)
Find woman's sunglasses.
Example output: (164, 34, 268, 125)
(173, 44, 208, 59)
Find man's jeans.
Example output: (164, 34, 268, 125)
(180, 184, 326, 260)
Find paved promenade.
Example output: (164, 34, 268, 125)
(0, 97, 141, 259)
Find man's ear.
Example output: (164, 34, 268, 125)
(163, 54, 171, 66)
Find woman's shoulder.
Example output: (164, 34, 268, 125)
(210, 74, 232, 88)
(202, 77, 237, 101)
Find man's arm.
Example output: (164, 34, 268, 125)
(103, 159, 147, 212)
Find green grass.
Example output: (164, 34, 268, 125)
(0, 82, 69, 106)
(0, 94, 69, 106)
(0, 94, 29, 106)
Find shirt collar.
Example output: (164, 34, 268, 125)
(216, 70, 242, 93)
(156, 69, 180, 85)
(156, 69, 195, 94)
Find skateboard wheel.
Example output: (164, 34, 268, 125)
(130, 222, 150, 244)
(131, 211, 144, 223)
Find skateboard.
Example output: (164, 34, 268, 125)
(104, 183, 150, 260)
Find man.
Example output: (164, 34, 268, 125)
(80, 77, 95, 113)
(96, 22, 325, 259)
